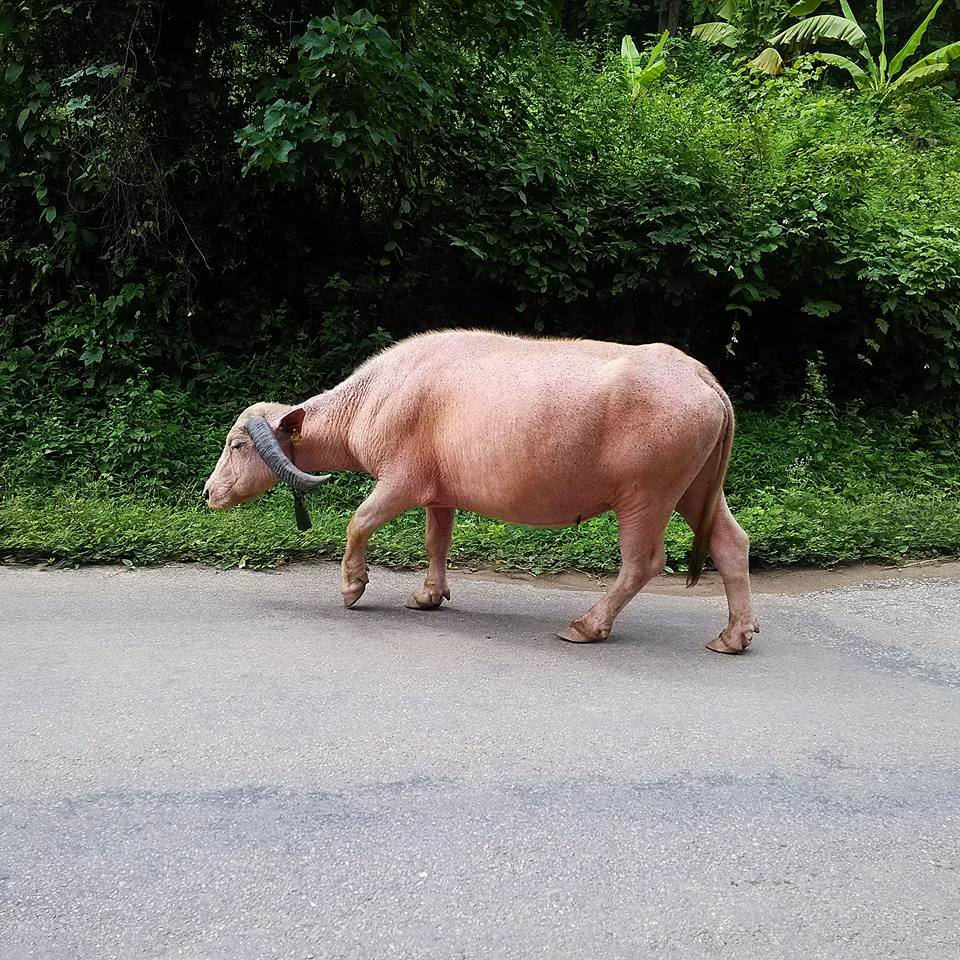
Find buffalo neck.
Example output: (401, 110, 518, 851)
(295, 383, 365, 474)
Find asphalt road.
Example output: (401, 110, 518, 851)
(2, 563, 959, 960)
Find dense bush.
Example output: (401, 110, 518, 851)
(2, 2, 960, 575)
(4, 4, 960, 408)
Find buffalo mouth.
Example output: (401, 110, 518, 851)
(204, 479, 240, 510)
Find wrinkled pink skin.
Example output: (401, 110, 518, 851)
(204, 331, 758, 653)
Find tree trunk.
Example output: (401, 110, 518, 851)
(658, 0, 683, 33)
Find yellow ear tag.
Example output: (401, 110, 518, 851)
(291, 430, 302, 446)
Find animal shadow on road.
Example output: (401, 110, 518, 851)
(256, 587, 736, 664)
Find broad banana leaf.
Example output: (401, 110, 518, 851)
(623, 31, 669, 98)
(750, 47, 785, 74)
(770, 15, 867, 50)
(902, 39, 960, 73)
(889, 60, 950, 93)
(877, 0, 887, 74)
(813, 51, 872, 89)
(889, 0, 945, 77)
(692, 21, 739, 47)
(647, 29, 670, 66)
(788, 0, 830, 14)
(637, 58, 668, 93)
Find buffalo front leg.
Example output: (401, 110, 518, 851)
(557, 511, 668, 643)
(341, 483, 412, 608)
(406, 507, 455, 610)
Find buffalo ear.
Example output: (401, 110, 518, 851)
(277, 407, 306, 436)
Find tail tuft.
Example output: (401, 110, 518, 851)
(686, 379, 735, 589)
(686, 536, 709, 588)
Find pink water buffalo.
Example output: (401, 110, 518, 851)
(203, 330, 758, 653)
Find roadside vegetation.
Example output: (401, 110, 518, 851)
(3, 358, 959, 571)
(2, 1, 960, 573)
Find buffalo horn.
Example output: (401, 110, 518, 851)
(245, 415, 331, 492)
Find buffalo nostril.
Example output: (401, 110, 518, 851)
(202, 488, 210, 501)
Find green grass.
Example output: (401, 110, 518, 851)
(2, 396, 959, 573)
(2, 484, 959, 573)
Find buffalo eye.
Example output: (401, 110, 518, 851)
(230, 439, 247, 450)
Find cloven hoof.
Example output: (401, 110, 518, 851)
(404, 587, 451, 610)
(341, 581, 367, 608)
(556, 624, 603, 644)
(705, 627, 756, 655)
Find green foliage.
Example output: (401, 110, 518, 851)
(694, 0, 800, 55)
(4, 0, 960, 404)
(808, 0, 960, 106)
(620, 31, 670, 98)
(4, 397, 960, 571)
(3, 343, 959, 573)
(382, 37, 960, 388)
(237, 9, 438, 184)
(770, 9, 866, 52)
(5, 485, 959, 572)
(691, 0, 858, 74)
(3, 0, 960, 586)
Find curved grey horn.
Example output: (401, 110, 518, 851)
(245, 416, 332, 492)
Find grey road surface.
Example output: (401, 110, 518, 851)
(2, 563, 959, 960)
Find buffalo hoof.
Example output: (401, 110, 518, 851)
(556, 621, 608, 644)
(341, 580, 367, 608)
(706, 623, 758, 655)
(405, 586, 450, 610)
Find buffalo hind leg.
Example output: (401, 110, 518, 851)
(341, 483, 412, 608)
(406, 507, 455, 610)
(678, 490, 758, 654)
(558, 510, 668, 643)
